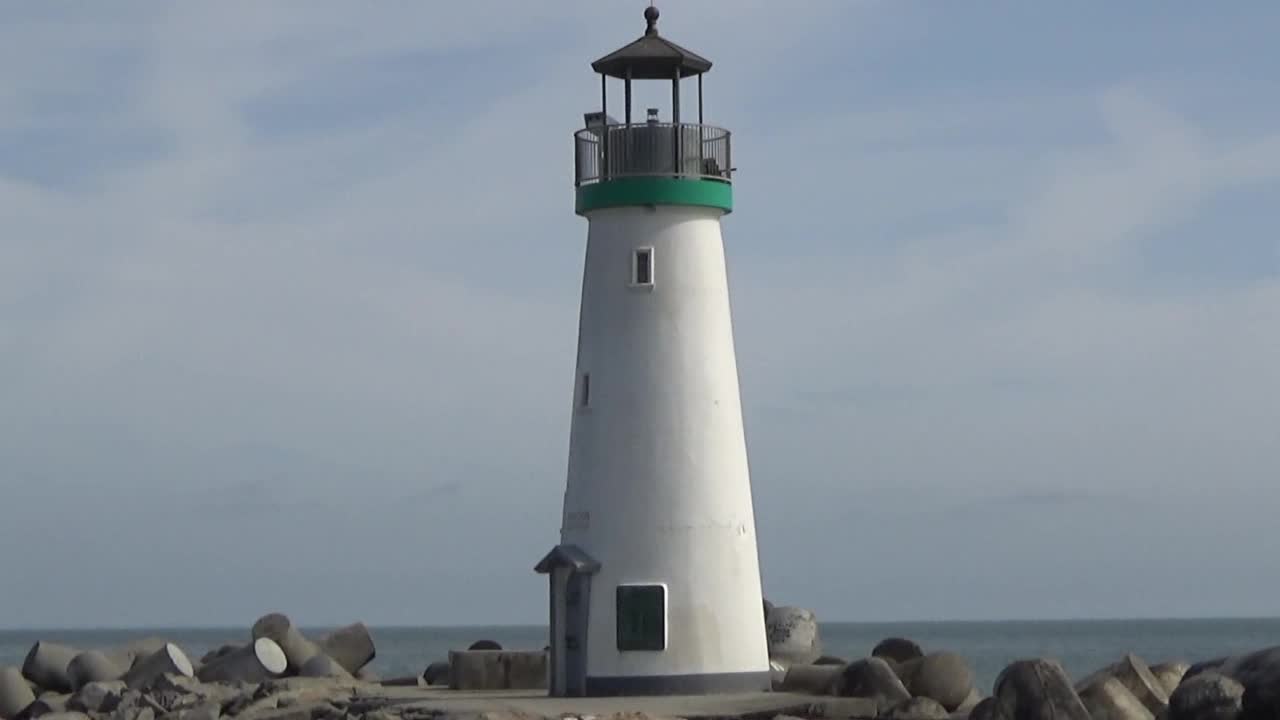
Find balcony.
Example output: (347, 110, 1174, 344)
(574, 122, 731, 187)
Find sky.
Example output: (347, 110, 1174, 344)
(1, 1, 1277, 629)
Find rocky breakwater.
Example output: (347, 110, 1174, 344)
(762, 602, 1280, 720)
(0, 613, 391, 720)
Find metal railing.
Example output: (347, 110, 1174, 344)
(574, 122, 731, 187)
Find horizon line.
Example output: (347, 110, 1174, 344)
(5, 613, 1279, 634)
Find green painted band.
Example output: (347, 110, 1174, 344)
(576, 177, 733, 215)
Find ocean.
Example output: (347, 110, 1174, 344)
(3, 619, 1276, 693)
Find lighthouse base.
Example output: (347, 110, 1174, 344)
(583, 671, 773, 696)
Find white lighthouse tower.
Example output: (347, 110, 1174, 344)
(535, 6, 771, 697)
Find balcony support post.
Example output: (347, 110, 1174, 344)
(672, 68, 681, 175)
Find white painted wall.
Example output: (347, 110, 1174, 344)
(560, 203, 770, 680)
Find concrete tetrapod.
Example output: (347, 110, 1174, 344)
(252, 614, 321, 672)
(22, 643, 82, 694)
(1076, 654, 1169, 715)
(905, 652, 977, 712)
(765, 607, 822, 667)
(317, 624, 375, 675)
(195, 638, 286, 684)
(778, 664, 843, 695)
(1168, 672, 1243, 720)
(66, 652, 124, 692)
(1078, 676, 1155, 720)
(1150, 663, 1189, 697)
(0, 666, 37, 720)
(298, 655, 352, 680)
(103, 638, 171, 672)
(121, 644, 194, 690)
(993, 659, 1092, 720)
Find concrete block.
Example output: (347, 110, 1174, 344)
(1, 666, 37, 719)
(252, 615, 320, 673)
(317, 624, 374, 676)
(22, 643, 82, 694)
(122, 645, 193, 690)
(196, 639, 286, 684)
(447, 650, 547, 691)
(67, 652, 124, 692)
(103, 639, 171, 672)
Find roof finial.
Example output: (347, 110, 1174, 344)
(644, 4, 659, 35)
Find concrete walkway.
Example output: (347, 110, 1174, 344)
(373, 687, 819, 719)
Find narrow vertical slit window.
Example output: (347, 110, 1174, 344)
(633, 248, 653, 286)
(579, 373, 591, 409)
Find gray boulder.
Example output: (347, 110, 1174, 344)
(906, 652, 975, 712)
(833, 658, 911, 710)
(467, 640, 502, 651)
(766, 606, 822, 667)
(1168, 672, 1243, 720)
(991, 659, 1091, 720)
(882, 697, 948, 720)
(22, 643, 82, 694)
(1, 666, 37, 720)
(872, 638, 925, 666)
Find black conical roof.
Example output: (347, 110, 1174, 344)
(591, 6, 712, 80)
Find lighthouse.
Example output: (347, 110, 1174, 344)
(535, 6, 771, 697)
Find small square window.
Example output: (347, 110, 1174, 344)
(632, 248, 653, 286)
(616, 584, 666, 651)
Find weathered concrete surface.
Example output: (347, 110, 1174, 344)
(22, 643, 82, 694)
(1168, 672, 1242, 720)
(1075, 654, 1169, 715)
(1078, 676, 1154, 720)
(298, 655, 352, 680)
(318, 624, 375, 676)
(831, 657, 910, 709)
(872, 639, 924, 666)
(906, 652, 976, 712)
(382, 687, 821, 720)
(253, 615, 321, 673)
(802, 696, 879, 719)
(122, 644, 194, 690)
(992, 659, 1091, 720)
(66, 652, 124, 692)
(766, 607, 822, 667)
(778, 664, 842, 695)
(103, 639, 171, 673)
(447, 651, 547, 691)
(1149, 663, 1188, 697)
(1, 666, 37, 719)
(195, 639, 286, 684)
